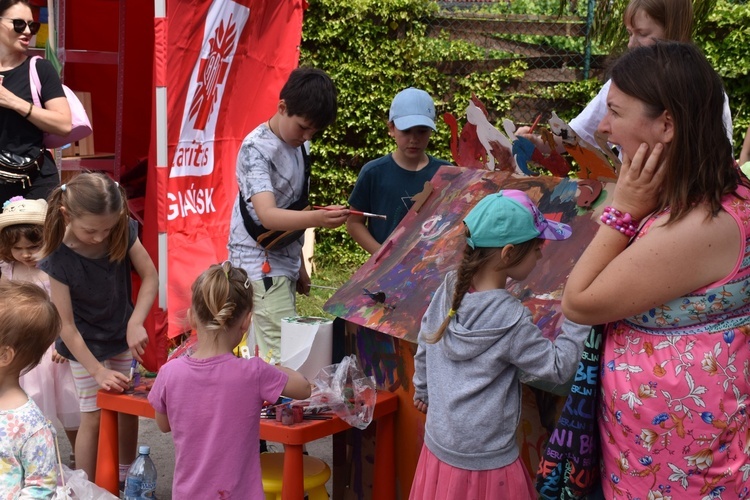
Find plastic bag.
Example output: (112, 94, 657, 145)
(309, 354, 377, 430)
(55, 464, 119, 499)
(168, 332, 198, 360)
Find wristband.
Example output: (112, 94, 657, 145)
(600, 206, 639, 237)
(23, 102, 32, 119)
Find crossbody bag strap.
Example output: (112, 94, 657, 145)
(300, 142, 311, 202)
(238, 144, 311, 238)
(238, 185, 261, 239)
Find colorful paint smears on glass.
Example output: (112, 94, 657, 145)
(324, 165, 608, 343)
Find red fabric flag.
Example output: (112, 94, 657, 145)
(143, 0, 304, 366)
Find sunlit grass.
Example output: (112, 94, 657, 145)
(296, 261, 360, 319)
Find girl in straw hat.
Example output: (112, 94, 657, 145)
(0, 196, 80, 464)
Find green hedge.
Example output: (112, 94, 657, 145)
(300, 0, 750, 268)
(696, 0, 750, 146)
(301, 0, 527, 267)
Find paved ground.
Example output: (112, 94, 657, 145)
(56, 419, 334, 499)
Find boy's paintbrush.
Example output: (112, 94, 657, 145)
(313, 206, 387, 220)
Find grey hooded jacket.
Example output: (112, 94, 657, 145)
(413, 271, 590, 470)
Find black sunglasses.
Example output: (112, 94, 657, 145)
(0, 18, 41, 35)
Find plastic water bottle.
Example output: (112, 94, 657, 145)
(123, 445, 157, 499)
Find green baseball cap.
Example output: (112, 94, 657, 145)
(463, 190, 572, 248)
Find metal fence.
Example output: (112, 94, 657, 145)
(427, 0, 602, 125)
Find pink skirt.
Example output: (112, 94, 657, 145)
(409, 445, 537, 500)
(20, 344, 80, 429)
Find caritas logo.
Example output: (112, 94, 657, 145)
(169, 1, 250, 179)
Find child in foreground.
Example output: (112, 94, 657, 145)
(0, 280, 62, 497)
(148, 261, 312, 498)
(0, 196, 80, 463)
(410, 190, 589, 500)
(39, 172, 158, 484)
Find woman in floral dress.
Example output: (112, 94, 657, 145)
(563, 42, 750, 499)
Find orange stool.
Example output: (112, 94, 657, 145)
(260, 452, 330, 500)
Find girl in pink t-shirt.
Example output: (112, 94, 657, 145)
(149, 262, 311, 498)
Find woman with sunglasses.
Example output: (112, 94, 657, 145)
(0, 0, 71, 206)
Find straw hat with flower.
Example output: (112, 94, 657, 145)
(0, 196, 47, 230)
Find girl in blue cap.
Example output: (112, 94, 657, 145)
(410, 189, 589, 500)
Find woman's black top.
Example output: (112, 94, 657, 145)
(0, 57, 65, 177)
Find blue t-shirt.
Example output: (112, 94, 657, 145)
(348, 154, 452, 244)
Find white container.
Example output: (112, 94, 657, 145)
(280, 316, 333, 380)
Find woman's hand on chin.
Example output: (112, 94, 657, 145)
(612, 142, 666, 220)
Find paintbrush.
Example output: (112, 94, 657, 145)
(129, 358, 137, 381)
(310, 284, 338, 290)
(260, 414, 333, 420)
(313, 206, 387, 220)
(529, 113, 543, 134)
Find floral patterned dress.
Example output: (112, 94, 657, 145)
(599, 187, 750, 500)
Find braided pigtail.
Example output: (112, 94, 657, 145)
(426, 233, 543, 344)
(191, 262, 253, 338)
(426, 232, 499, 344)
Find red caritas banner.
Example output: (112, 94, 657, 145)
(151, 0, 304, 341)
